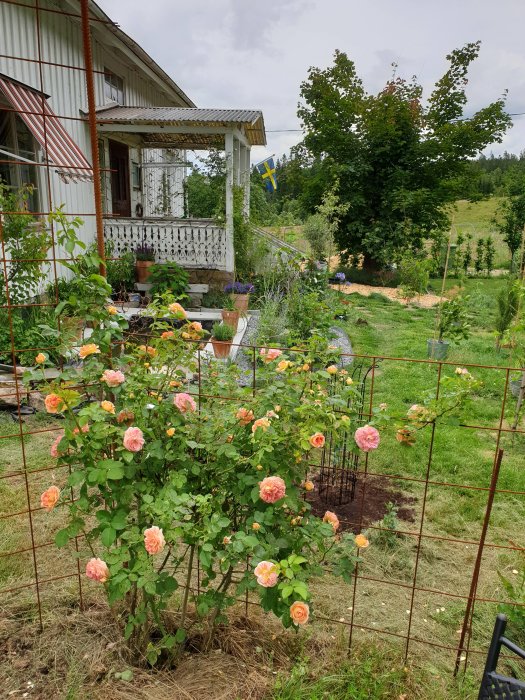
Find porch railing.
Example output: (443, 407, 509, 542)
(103, 218, 233, 272)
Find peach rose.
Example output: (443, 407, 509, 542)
(50, 432, 65, 458)
(252, 417, 271, 433)
(44, 393, 65, 414)
(138, 345, 156, 357)
(266, 410, 279, 419)
(290, 601, 309, 625)
(86, 557, 110, 583)
(123, 426, 145, 452)
(323, 510, 340, 532)
(303, 480, 314, 492)
(354, 425, 380, 452)
(101, 400, 115, 414)
(326, 365, 338, 375)
(144, 526, 165, 555)
(106, 305, 118, 315)
(78, 343, 100, 359)
(161, 330, 175, 340)
(116, 410, 134, 424)
(73, 423, 90, 436)
(169, 302, 187, 318)
(309, 432, 325, 449)
(174, 392, 197, 414)
(166, 427, 175, 437)
(254, 561, 279, 588)
(396, 427, 416, 446)
(236, 407, 254, 426)
(259, 476, 286, 503)
(40, 485, 60, 511)
(260, 348, 282, 363)
(252, 522, 261, 531)
(35, 353, 46, 364)
(355, 533, 370, 549)
(101, 369, 125, 387)
(223, 536, 231, 545)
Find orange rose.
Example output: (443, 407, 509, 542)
(44, 393, 65, 414)
(78, 343, 100, 359)
(309, 432, 325, 449)
(355, 533, 369, 549)
(166, 427, 175, 437)
(35, 353, 46, 364)
(303, 480, 315, 492)
(290, 601, 310, 625)
(101, 400, 115, 414)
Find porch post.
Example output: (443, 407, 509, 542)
(225, 131, 235, 274)
(233, 136, 241, 186)
(242, 144, 251, 218)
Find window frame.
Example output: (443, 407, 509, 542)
(104, 68, 125, 106)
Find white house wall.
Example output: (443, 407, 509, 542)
(0, 0, 188, 267)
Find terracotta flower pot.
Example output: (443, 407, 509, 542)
(211, 339, 232, 359)
(232, 293, 250, 314)
(135, 260, 155, 283)
(222, 309, 239, 332)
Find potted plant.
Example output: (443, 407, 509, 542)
(427, 296, 470, 360)
(135, 244, 155, 284)
(221, 294, 240, 332)
(106, 248, 138, 307)
(224, 282, 254, 315)
(210, 321, 234, 359)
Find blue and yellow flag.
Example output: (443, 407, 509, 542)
(257, 157, 277, 192)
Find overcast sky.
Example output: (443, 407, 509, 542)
(99, 0, 525, 164)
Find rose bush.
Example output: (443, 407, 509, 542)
(25, 218, 378, 664)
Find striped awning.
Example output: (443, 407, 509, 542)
(0, 76, 92, 183)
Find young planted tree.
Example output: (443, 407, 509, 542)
(297, 43, 511, 269)
(494, 190, 525, 272)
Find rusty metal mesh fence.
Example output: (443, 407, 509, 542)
(0, 0, 524, 683)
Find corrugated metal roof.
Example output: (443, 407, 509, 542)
(96, 106, 266, 146)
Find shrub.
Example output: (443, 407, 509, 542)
(149, 262, 189, 301)
(437, 296, 470, 342)
(495, 279, 522, 347)
(398, 254, 431, 299)
(106, 244, 135, 296)
(303, 213, 330, 261)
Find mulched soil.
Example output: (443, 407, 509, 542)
(307, 474, 416, 532)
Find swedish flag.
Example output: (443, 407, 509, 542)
(257, 157, 277, 192)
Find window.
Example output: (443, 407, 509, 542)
(131, 161, 141, 190)
(0, 106, 39, 210)
(104, 68, 125, 105)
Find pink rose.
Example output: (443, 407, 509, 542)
(50, 432, 65, 458)
(309, 432, 325, 449)
(86, 557, 110, 583)
(123, 426, 145, 452)
(174, 392, 197, 414)
(323, 510, 340, 532)
(259, 476, 286, 503)
(254, 561, 278, 588)
(101, 369, 125, 387)
(354, 425, 380, 452)
(73, 423, 90, 435)
(144, 526, 166, 555)
(40, 485, 60, 511)
(266, 348, 282, 362)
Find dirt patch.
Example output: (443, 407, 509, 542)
(331, 283, 445, 308)
(307, 475, 416, 531)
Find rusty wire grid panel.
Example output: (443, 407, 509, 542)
(317, 360, 377, 506)
(0, 0, 524, 685)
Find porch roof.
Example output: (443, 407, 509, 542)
(96, 106, 266, 149)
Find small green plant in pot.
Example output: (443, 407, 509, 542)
(427, 296, 470, 360)
(211, 321, 234, 359)
(221, 293, 240, 332)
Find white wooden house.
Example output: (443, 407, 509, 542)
(0, 0, 266, 284)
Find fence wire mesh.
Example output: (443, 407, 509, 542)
(0, 0, 524, 685)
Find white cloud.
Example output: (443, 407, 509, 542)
(98, 0, 525, 159)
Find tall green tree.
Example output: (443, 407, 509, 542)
(297, 43, 511, 267)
